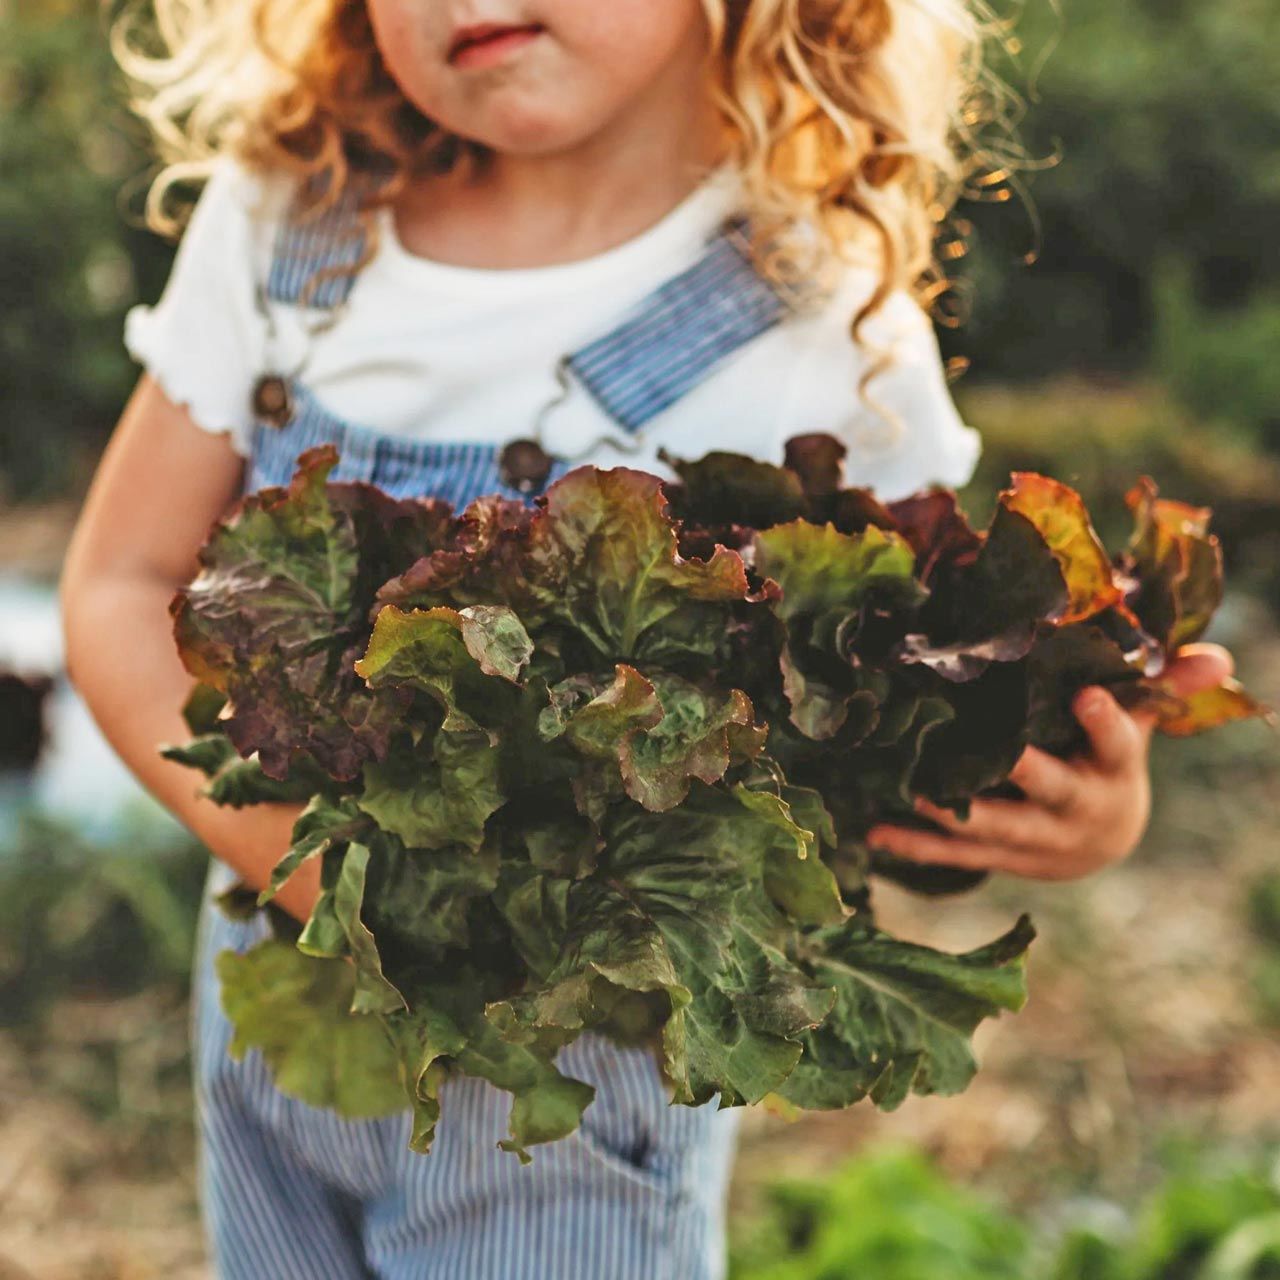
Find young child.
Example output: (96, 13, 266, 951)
(61, 2, 1230, 1276)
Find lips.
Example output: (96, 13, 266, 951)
(447, 22, 545, 66)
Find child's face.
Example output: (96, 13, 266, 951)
(366, 0, 714, 156)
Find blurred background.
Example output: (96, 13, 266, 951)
(1, 1, 1278, 1276)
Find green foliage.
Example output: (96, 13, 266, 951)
(1053, 1153, 1280, 1280)
(731, 1148, 1029, 1280)
(0, 0, 174, 501)
(1152, 257, 1280, 450)
(214, 938, 409, 1118)
(0, 809, 205, 1027)
(731, 1147, 1280, 1280)
(171, 443, 1098, 1156)
(948, 0, 1280, 437)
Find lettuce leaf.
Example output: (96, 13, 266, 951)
(167, 437, 1263, 1160)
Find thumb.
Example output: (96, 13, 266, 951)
(1157, 642, 1235, 697)
(1127, 642, 1236, 740)
(1075, 685, 1148, 773)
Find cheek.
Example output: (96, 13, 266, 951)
(365, 0, 452, 118)
(549, 0, 708, 88)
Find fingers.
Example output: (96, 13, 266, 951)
(914, 796, 1070, 855)
(866, 822, 1055, 880)
(1008, 746, 1080, 811)
(1074, 686, 1148, 772)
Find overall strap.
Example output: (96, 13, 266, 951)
(565, 223, 792, 434)
(265, 172, 798, 431)
(265, 170, 373, 309)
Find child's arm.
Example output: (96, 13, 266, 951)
(59, 374, 318, 923)
(867, 644, 1234, 880)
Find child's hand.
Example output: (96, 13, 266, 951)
(866, 643, 1234, 881)
(205, 799, 319, 925)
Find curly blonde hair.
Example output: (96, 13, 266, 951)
(110, 0, 1029, 385)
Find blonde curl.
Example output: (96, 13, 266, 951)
(109, 0, 1034, 384)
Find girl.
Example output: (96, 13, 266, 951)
(60, 2, 1230, 1277)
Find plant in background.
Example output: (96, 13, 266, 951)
(730, 1145, 1280, 1280)
(0, 811, 206, 1027)
(162, 437, 1264, 1159)
(1245, 870, 1280, 1030)
(729, 1148, 1030, 1280)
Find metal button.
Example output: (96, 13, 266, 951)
(499, 439, 554, 493)
(252, 374, 293, 429)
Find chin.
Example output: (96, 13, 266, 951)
(451, 98, 601, 157)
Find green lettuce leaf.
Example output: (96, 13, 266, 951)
(259, 792, 372, 906)
(753, 521, 921, 738)
(495, 784, 842, 1109)
(355, 604, 531, 733)
(516, 467, 751, 666)
(781, 914, 1035, 1109)
(357, 727, 504, 853)
(216, 938, 408, 1118)
(539, 666, 766, 811)
(384, 973, 597, 1161)
(168, 445, 443, 779)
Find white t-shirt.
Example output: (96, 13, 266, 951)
(123, 154, 980, 501)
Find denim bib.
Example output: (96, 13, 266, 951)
(245, 169, 791, 505)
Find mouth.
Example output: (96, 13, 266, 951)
(447, 22, 546, 69)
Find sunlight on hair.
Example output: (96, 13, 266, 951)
(110, 0, 1050, 444)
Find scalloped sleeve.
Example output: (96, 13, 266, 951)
(122, 155, 278, 458)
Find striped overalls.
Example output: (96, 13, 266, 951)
(192, 173, 790, 1280)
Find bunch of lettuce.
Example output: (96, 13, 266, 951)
(164, 437, 1262, 1159)
(662, 436, 1263, 896)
